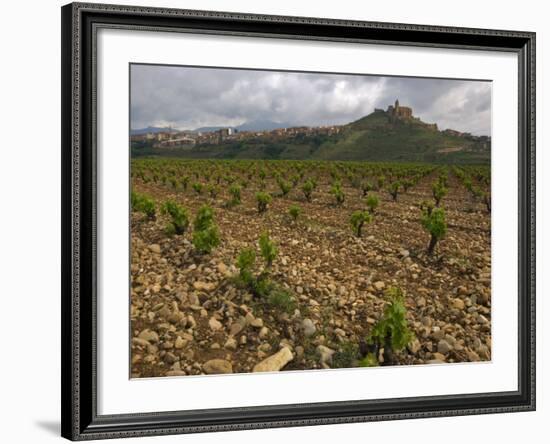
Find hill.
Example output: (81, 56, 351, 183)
(130, 126, 177, 136)
(132, 110, 490, 164)
(313, 111, 490, 163)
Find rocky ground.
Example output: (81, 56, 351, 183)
(130, 169, 491, 378)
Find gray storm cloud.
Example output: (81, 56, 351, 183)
(130, 64, 491, 136)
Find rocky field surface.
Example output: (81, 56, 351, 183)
(130, 166, 491, 378)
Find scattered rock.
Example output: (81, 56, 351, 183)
(408, 339, 421, 354)
(208, 317, 223, 331)
(317, 345, 335, 365)
(229, 322, 244, 337)
(193, 281, 216, 292)
(374, 281, 385, 291)
(452, 298, 465, 310)
(253, 348, 293, 372)
(224, 338, 238, 351)
(203, 359, 233, 374)
(138, 329, 159, 343)
(148, 244, 161, 254)
(302, 319, 316, 337)
(174, 336, 186, 349)
(437, 339, 453, 354)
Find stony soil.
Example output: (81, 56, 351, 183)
(130, 169, 491, 378)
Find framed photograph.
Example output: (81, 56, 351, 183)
(61, 2, 535, 440)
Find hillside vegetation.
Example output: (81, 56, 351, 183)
(132, 110, 490, 164)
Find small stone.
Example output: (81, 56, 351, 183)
(253, 348, 293, 372)
(302, 319, 316, 337)
(224, 338, 238, 351)
(452, 298, 465, 310)
(250, 318, 264, 328)
(138, 329, 159, 343)
(132, 338, 150, 347)
(478, 314, 490, 324)
(166, 370, 187, 377)
(432, 328, 445, 341)
(194, 281, 216, 292)
(444, 334, 456, 346)
(174, 336, 186, 349)
(259, 327, 269, 340)
(208, 317, 223, 331)
(334, 328, 346, 337)
(457, 286, 469, 296)
(203, 359, 233, 374)
(408, 338, 421, 354)
(437, 339, 453, 354)
(373, 281, 385, 291)
(229, 322, 244, 336)
(148, 244, 161, 254)
(164, 352, 177, 364)
(467, 350, 481, 361)
(400, 249, 410, 258)
(317, 345, 335, 365)
(210, 342, 220, 350)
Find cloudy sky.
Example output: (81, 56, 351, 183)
(130, 64, 491, 136)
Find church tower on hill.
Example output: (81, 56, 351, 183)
(387, 98, 413, 120)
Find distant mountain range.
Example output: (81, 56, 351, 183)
(130, 126, 177, 136)
(132, 120, 297, 136)
(131, 111, 490, 163)
(194, 119, 295, 133)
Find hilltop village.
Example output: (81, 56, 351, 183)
(131, 100, 491, 160)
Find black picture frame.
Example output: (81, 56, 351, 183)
(61, 2, 536, 440)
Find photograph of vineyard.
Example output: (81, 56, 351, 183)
(130, 64, 491, 378)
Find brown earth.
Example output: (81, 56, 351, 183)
(130, 168, 491, 378)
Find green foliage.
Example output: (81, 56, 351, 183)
(259, 232, 278, 268)
(350, 210, 372, 237)
(419, 199, 434, 216)
(367, 287, 414, 355)
(288, 204, 302, 222)
(180, 176, 189, 190)
(361, 181, 373, 197)
(331, 342, 360, 369)
(234, 239, 295, 314)
(432, 180, 448, 207)
(256, 192, 272, 214)
(229, 184, 241, 205)
(358, 353, 379, 367)
(302, 180, 314, 202)
(192, 205, 220, 254)
(377, 175, 385, 190)
(421, 207, 447, 255)
(207, 184, 219, 199)
(192, 226, 220, 254)
(401, 178, 414, 192)
(277, 177, 292, 196)
(267, 288, 296, 313)
(131, 191, 156, 220)
(236, 248, 256, 284)
(388, 181, 400, 201)
(366, 194, 379, 214)
(161, 200, 189, 235)
(192, 182, 203, 195)
(330, 181, 345, 206)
